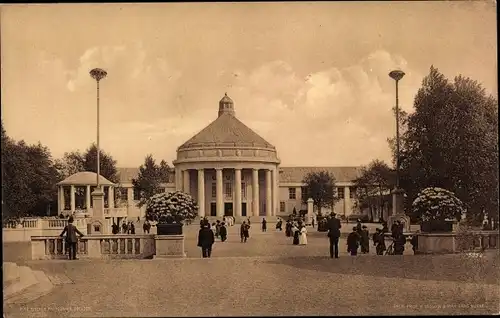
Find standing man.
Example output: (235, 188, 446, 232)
(261, 218, 267, 232)
(327, 213, 342, 259)
(59, 216, 84, 260)
(197, 223, 215, 258)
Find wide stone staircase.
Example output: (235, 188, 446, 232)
(3, 262, 56, 305)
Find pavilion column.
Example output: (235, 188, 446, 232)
(70, 185, 76, 212)
(272, 168, 278, 216)
(234, 168, 242, 218)
(86, 185, 91, 210)
(265, 169, 272, 217)
(252, 168, 259, 217)
(183, 170, 191, 194)
(197, 169, 205, 217)
(175, 167, 182, 191)
(216, 168, 224, 217)
(109, 186, 114, 209)
(58, 186, 65, 213)
(343, 186, 351, 217)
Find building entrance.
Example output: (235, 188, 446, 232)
(242, 202, 247, 217)
(224, 203, 233, 216)
(210, 203, 216, 216)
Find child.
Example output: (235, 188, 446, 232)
(347, 227, 360, 256)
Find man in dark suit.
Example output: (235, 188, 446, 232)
(197, 223, 215, 258)
(327, 213, 342, 258)
(59, 216, 84, 260)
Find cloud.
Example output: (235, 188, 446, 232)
(221, 49, 424, 166)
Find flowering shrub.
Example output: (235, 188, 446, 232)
(412, 187, 465, 222)
(145, 191, 198, 224)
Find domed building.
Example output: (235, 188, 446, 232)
(95, 94, 379, 223)
(172, 93, 281, 220)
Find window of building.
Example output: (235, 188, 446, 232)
(133, 188, 141, 201)
(337, 187, 344, 199)
(241, 183, 246, 199)
(301, 187, 309, 201)
(280, 201, 286, 212)
(225, 182, 232, 198)
(349, 187, 356, 199)
(211, 183, 216, 198)
(288, 188, 296, 200)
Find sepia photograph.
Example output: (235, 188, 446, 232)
(1, 2, 498, 317)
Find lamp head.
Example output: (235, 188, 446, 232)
(90, 68, 108, 81)
(389, 70, 405, 81)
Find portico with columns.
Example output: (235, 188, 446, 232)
(172, 93, 281, 222)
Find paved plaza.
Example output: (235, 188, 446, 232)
(3, 224, 500, 317)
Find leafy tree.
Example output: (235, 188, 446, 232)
(392, 66, 499, 224)
(353, 160, 395, 222)
(132, 155, 170, 208)
(302, 171, 337, 216)
(56, 143, 119, 183)
(2, 122, 61, 219)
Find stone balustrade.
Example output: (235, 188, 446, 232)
(31, 235, 156, 260)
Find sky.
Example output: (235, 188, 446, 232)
(1, 2, 497, 168)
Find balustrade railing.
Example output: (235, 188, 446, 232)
(31, 235, 156, 260)
(47, 219, 68, 228)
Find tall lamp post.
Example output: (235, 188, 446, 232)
(89, 68, 107, 190)
(88, 68, 107, 234)
(389, 70, 405, 219)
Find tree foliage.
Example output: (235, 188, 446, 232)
(393, 66, 499, 224)
(2, 121, 61, 219)
(353, 159, 395, 222)
(132, 154, 170, 208)
(55, 143, 119, 183)
(301, 171, 337, 216)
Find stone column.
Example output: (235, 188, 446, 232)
(252, 169, 259, 217)
(272, 168, 278, 217)
(127, 187, 133, 206)
(86, 185, 91, 210)
(265, 169, 272, 217)
(183, 170, 190, 194)
(59, 186, 65, 213)
(307, 198, 314, 223)
(70, 185, 76, 212)
(343, 186, 350, 217)
(197, 169, 205, 217)
(175, 167, 182, 191)
(109, 186, 114, 209)
(216, 168, 224, 217)
(234, 168, 242, 217)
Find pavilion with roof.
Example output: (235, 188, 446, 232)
(172, 93, 281, 220)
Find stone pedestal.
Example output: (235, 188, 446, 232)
(307, 198, 314, 225)
(154, 235, 186, 258)
(388, 187, 410, 232)
(417, 233, 456, 254)
(88, 188, 107, 235)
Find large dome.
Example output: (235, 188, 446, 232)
(174, 94, 279, 164)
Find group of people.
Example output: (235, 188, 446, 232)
(110, 220, 138, 235)
(197, 217, 233, 258)
(284, 219, 308, 245)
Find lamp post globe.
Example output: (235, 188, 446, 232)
(389, 70, 405, 82)
(89, 68, 107, 190)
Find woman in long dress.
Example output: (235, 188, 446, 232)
(299, 224, 308, 245)
(292, 223, 300, 245)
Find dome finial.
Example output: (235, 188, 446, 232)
(218, 93, 235, 117)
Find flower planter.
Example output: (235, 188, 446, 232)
(157, 223, 183, 235)
(420, 220, 453, 233)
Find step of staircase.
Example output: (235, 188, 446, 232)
(3, 265, 39, 301)
(3, 262, 21, 289)
(4, 269, 54, 305)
